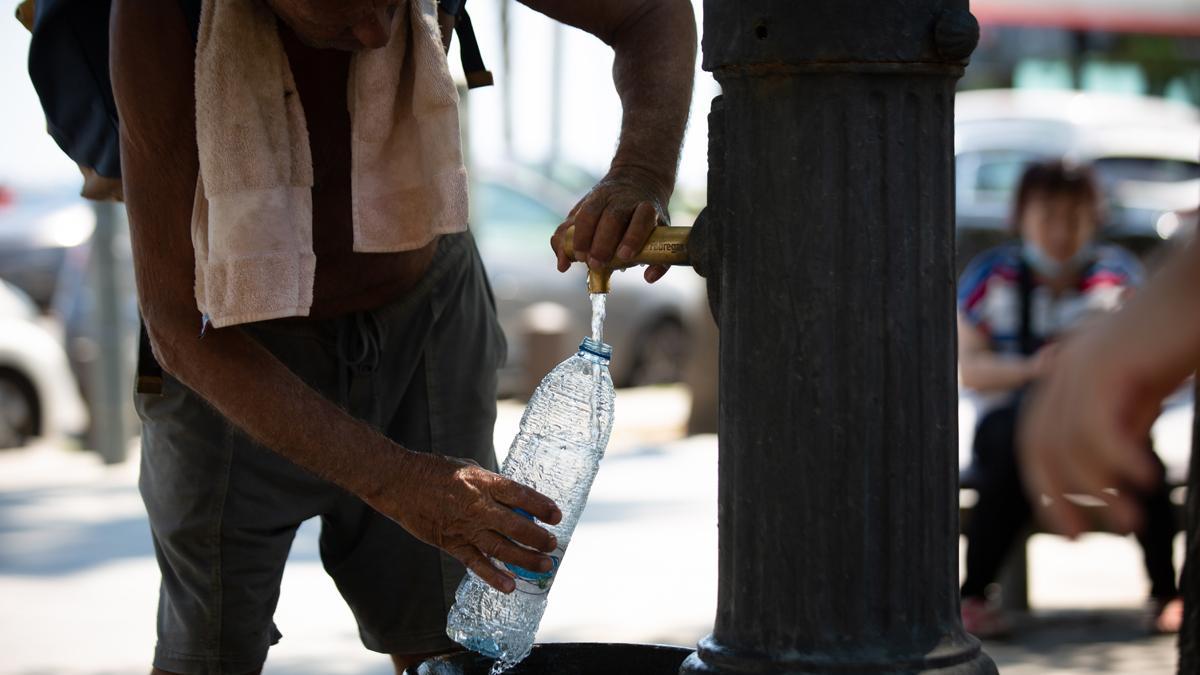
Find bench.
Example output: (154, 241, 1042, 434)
(958, 472, 1188, 611)
(956, 392, 1193, 611)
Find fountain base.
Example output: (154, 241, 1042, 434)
(416, 643, 691, 674)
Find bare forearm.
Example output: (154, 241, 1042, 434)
(520, 0, 697, 196)
(607, 2, 696, 194)
(148, 322, 404, 500)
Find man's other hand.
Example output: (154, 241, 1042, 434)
(551, 168, 672, 285)
(1018, 241, 1200, 540)
(1018, 327, 1167, 539)
(370, 453, 563, 594)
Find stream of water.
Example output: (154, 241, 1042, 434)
(590, 292, 606, 343)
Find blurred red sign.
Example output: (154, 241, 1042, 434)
(973, 0, 1200, 36)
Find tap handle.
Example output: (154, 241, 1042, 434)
(561, 225, 692, 269)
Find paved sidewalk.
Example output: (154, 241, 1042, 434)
(0, 385, 1184, 674)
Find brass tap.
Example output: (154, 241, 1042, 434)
(560, 225, 693, 293)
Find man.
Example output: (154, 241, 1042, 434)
(110, 1, 696, 673)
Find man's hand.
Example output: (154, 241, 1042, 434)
(367, 453, 563, 594)
(1018, 243, 1200, 538)
(1018, 328, 1166, 538)
(551, 167, 671, 284)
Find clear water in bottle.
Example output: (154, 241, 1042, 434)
(446, 294, 614, 671)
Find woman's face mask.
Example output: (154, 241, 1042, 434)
(1022, 240, 1094, 279)
(1019, 195, 1098, 279)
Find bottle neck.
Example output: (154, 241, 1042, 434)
(579, 337, 611, 364)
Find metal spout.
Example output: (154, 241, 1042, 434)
(561, 224, 696, 294)
(587, 269, 613, 294)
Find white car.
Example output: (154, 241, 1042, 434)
(955, 89, 1200, 268)
(0, 279, 87, 447)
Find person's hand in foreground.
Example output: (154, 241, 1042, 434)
(1018, 242, 1200, 537)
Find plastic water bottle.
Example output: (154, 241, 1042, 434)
(446, 336, 615, 667)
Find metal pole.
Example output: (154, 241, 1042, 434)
(682, 1, 996, 672)
(499, 0, 514, 159)
(90, 200, 129, 465)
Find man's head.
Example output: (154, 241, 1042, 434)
(265, 0, 400, 50)
(1013, 160, 1103, 268)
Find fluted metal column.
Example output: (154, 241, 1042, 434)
(682, 2, 996, 673)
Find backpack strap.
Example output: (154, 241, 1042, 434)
(454, 8, 493, 89)
(439, 0, 493, 89)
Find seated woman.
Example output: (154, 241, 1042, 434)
(957, 159, 1181, 637)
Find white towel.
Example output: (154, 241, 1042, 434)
(192, 0, 468, 328)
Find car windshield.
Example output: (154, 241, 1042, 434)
(473, 182, 563, 255)
(1092, 157, 1200, 185)
(958, 151, 1200, 211)
(957, 149, 1045, 205)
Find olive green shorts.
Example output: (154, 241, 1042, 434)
(136, 232, 505, 674)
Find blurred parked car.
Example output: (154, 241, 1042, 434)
(955, 89, 1200, 270)
(0, 186, 94, 309)
(0, 279, 87, 448)
(472, 164, 706, 396)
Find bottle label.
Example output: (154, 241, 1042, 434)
(500, 507, 564, 595)
(501, 545, 565, 595)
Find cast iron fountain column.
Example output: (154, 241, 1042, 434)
(681, 2, 997, 673)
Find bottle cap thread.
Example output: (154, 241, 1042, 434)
(580, 337, 612, 360)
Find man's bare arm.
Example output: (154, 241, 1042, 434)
(525, 0, 698, 281)
(110, 0, 558, 593)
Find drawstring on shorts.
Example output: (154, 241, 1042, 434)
(336, 310, 385, 420)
